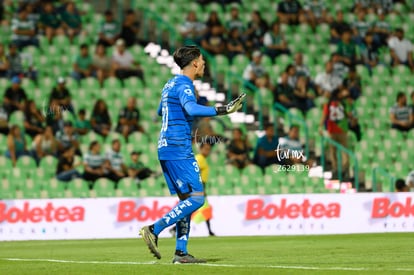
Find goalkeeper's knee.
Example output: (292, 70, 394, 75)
(188, 195, 205, 210)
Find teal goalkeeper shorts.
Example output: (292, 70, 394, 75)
(159, 159, 204, 195)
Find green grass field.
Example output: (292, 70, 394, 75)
(1, 233, 413, 274)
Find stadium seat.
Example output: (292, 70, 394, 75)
(45, 178, 66, 198)
(117, 177, 139, 197)
(93, 178, 116, 197)
(20, 178, 41, 199)
(0, 155, 13, 177)
(39, 156, 59, 178)
(0, 178, 16, 199)
(67, 178, 90, 198)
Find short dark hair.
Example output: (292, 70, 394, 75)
(78, 109, 86, 115)
(264, 123, 274, 130)
(395, 28, 404, 33)
(80, 43, 88, 49)
(89, 140, 99, 150)
(112, 139, 120, 145)
(396, 91, 405, 101)
(173, 45, 201, 69)
(395, 179, 407, 191)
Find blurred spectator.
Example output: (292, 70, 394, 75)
(252, 123, 278, 172)
(91, 99, 111, 138)
(330, 10, 351, 44)
(226, 128, 252, 169)
(0, 102, 9, 135)
(112, 38, 145, 83)
(406, 170, 414, 191)
(294, 75, 315, 114)
(128, 151, 159, 182)
(273, 71, 296, 108)
(105, 139, 128, 183)
(3, 76, 27, 115)
(120, 9, 140, 48)
(83, 140, 112, 182)
(263, 22, 290, 62)
(390, 92, 413, 132)
(71, 43, 96, 82)
(23, 99, 44, 138)
(277, 0, 303, 25)
(6, 43, 37, 81)
(337, 30, 359, 66)
(293, 52, 311, 80)
(49, 76, 74, 114)
(31, 125, 58, 163)
(372, 10, 391, 47)
(56, 121, 81, 156)
(93, 43, 114, 87)
(0, 44, 8, 78)
(388, 28, 414, 72)
(226, 27, 246, 61)
(342, 88, 362, 141)
(331, 52, 349, 80)
(11, 5, 39, 50)
(60, 1, 82, 43)
(74, 109, 91, 136)
(225, 4, 245, 35)
(45, 102, 64, 135)
(242, 50, 268, 89)
(39, 2, 63, 44)
(359, 32, 380, 74)
(179, 11, 206, 45)
(351, 0, 371, 14)
(116, 97, 144, 141)
(285, 64, 298, 88)
(97, 10, 120, 48)
(205, 10, 225, 34)
(314, 60, 343, 97)
(56, 146, 82, 182)
(201, 25, 226, 55)
(351, 10, 371, 45)
(302, 0, 331, 30)
(245, 10, 268, 50)
(319, 88, 352, 179)
(410, 91, 414, 117)
(278, 125, 304, 165)
(342, 67, 362, 99)
(395, 178, 409, 192)
(5, 124, 30, 167)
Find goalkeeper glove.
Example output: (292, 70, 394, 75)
(215, 93, 247, 115)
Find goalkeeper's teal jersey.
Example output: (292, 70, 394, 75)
(157, 75, 216, 160)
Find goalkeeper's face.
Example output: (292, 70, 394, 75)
(194, 54, 205, 78)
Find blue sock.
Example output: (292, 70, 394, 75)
(153, 195, 204, 235)
(175, 215, 191, 254)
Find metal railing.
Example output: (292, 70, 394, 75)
(320, 135, 359, 190)
(273, 102, 310, 159)
(372, 166, 396, 192)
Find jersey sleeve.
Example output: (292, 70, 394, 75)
(178, 84, 217, 117)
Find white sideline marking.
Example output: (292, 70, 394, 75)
(2, 258, 414, 272)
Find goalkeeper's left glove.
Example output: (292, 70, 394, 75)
(215, 93, 246, 115)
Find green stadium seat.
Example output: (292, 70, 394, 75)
(39, 156, 59, 178)
(45, 178, 66, 198)
(0, 178, 16, 199)
(117, 177, 139, 197)
(0, 155, 13, 177)
(21, 178, 41, 199)
(67, 178, 90, 198)
(93, 178, 116, 197)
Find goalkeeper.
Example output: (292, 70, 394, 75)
(139, 45, 245, 264)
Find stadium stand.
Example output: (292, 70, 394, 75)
(0, 0, 413, 199)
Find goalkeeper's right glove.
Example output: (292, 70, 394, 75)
(215, 93, 247, 115)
